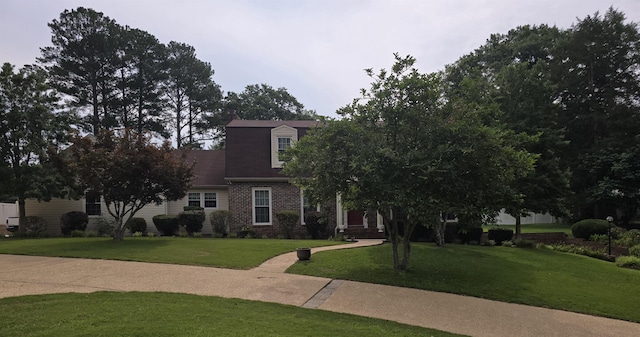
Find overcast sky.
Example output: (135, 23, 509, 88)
(2, 0, 639, 118)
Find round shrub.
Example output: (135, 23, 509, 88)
(24, 216, 48, 237)
(94, 217, 115, 237)
(153, 215, 180, 236)
(126, 217, 147, 234)
(178, 210, 205, 235)
(304, 211, 328, 239)
(571, 219, 610, 240)
(210, 210, 231, 237)
(276, 210, 299, 239)
(60, 211, 88, 235)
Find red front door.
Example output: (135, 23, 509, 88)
(347, 210, 364, 227)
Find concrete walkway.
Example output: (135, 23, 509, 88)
(1, 240, 639, 337)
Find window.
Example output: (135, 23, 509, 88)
(188, 193, 201, 207)
(301, 189, 321, 225)
(85, 190, 101, 216)
(204, 193, 217, 208)
(253, 188, 271, 225)
(277, 137, 292, 156)
(271, 125, 298, 168)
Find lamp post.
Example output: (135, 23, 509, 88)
(606, 216, 613, 256)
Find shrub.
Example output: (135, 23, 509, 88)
(615, 256, 640, 270)
(514, 239, 535, 248)
(617, 229, 640, 248)
(183, 206, 204, 211)
(304, 211, 328, 239)
(276, 210, 299, 239)
(571, 219, 610, 240)
(94, 217, 116, 237)
(71, 229, 85, 237)
(60, 211, 88, 235)
(152, 215, 180, 236)
(178, 211, 205, 235)
(237, 226, 255, 238)
(458, 227, 483, 244)
(210, 210, 231, 237)
(85, 231, 97, 237)
(487, 228, 513, 246)
(126, 217, 147, 234)
(132, 231, 143, 237)
(24, 216, 48, 237)
(629, 245, 640, 258)
(547, 243, 611, 261)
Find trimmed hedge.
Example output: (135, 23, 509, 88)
(276, 210, 299, 239)
(571, 219, 610, 240)
(304, 211, 328, 239)
(488, 228, 513, 246)
(60, 211, 88, 235)
(24, 216, 48, 237)
(126, 217, 147, 234)
(210, 210, 231, 237)
(179, 210, 205, 235)
(152, 215, 180, 236)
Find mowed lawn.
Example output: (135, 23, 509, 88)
(0, 292, 463, 337)
(484, 222, 573, 234)
(0, 237, 343, 269)
(287, 243, 640, 322)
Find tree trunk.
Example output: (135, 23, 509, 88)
(399, 221, 416, 271)
(435, 213, 447, 246)
(389, 217, 401, 270)
(515, 214, 522, 241)
(18, 197, 26, 234)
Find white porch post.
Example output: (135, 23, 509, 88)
(336, 195, 345, 233)
(377, 212, 384, 233)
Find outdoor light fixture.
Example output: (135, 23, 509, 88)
(606, 216, 614, 256)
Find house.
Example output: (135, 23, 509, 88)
(24, 119, 385, 238)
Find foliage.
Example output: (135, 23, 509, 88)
(152, 215, 180, 236)
(93, 217, 116, 237)
(20, 216, 48, 237)
(284, 54, 534, 271)
(183, 205, 203, 211)
(60, 211, 88, 235)
(237, 226, 256, 239)
(571, 219, 609, 240)
(125, 217, 147, 234)
(68, 129, 193, 240)
(514, 239, 535, 248)
(0, 62, 69, 234)
(590, 229, 640, 248)
(178, 210, 205, 235)
(546, 243, 611, 261)
(615, 256, 640, 270)
(487, 228, 513, 246)
(210, 210, 231, 236)
(628, 244, 640, 258)
(304, 211, 328, 239)
(276, 210, 299, 239)
(71, 229, 85, 237)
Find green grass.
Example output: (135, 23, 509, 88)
(287, 243, 640, 322)
(0, 237, 343, 269)
(483, 223, 572, 234)
(0, 292, 463, 337)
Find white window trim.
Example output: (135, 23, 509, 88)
(252, 187, 272, 226)
(203, 192, 218, 209)
(186, 192, 218, 209)
(187, 192, 201, 207)
(300, 188, 321, 225)
(271, 125, 298, 168)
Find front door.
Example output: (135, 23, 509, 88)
(347, 210, 365, 227)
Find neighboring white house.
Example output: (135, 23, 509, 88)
(494, 211, 557, 225)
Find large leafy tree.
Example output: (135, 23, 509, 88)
(225, 84, 317, 120)
(68, 130, 194, 240)
(0, 63, 69, 233)
(285, 55, 533, 270)
(555, 8, 640, 223)
(446, 25, 571, 238)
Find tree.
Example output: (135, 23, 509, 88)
(284, 55, 533, 270)
(555, 8, 640, 222)
(39, 7, 121, 134)
(68, 130, 193, 240)
(165, 42, 222, 149)
(445, 25, 571, 238)
(0, 63, 68, 234)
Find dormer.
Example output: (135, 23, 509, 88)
(271, 124, 298, 168)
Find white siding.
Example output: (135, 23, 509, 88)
(166, 189, 229, 235)
(25, 198, 84, 236)
(494, 210, 557, 225)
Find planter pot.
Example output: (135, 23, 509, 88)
(296, 248, 311, 261)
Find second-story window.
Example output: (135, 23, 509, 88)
(277, 137, 292, 157)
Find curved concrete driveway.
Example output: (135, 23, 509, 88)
(1, 240, 639, 337)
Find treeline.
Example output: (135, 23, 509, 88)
(38, 7, 316, 149)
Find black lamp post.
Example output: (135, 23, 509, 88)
(606, 216, 613, 256)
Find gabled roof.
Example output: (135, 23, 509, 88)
(174, 150, 226, 187)
(226, 120, 320, 128)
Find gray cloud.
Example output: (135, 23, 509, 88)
(2, 0, 639, 117)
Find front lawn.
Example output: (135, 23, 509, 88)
(0, 237, 343, 269)
(287, 243, 640, 322)
(483, 222, 572, 234)
(0, 292, 462, 337)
